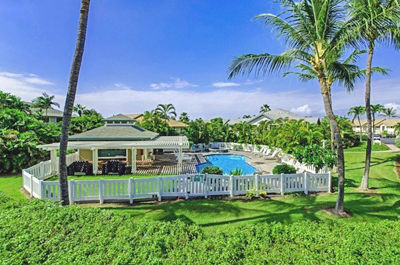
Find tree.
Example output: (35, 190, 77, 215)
(138, 111, 177, 136)
(155, 103, 177, 119)
(242, 115, 252, 118)
(73, 103, 86, 117)
(381, 107, 397, 119)
(260, 104, 271, 113)
(348, 106, 365, 141)
(0, 91, 31, 113)
(59, 0, 91, 206)
(32, 93, 60, 117)
(371, 104, 384, 133)
(348, 0, 400, 191)
(179, 112, 190, 124)
(394, 122, 400, 135)
(228, 0, 359, 214)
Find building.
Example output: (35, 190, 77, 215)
(124, 113, 188, 133)
(221, 108, 320, 126)
(352, 119, 400, 135)
(27, 102, 76, 123)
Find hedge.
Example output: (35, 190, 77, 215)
(0, 193, 399, 264)
(272, 164, 297, 174)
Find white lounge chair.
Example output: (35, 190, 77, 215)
(253, 146, 267, 156)
(264, 149, 278, 160)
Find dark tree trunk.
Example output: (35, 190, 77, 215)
(319, 75, 345, 214)
(361, 42, 375, 191)
(358, 116, 362, 142)
(59, 0, 91, 205)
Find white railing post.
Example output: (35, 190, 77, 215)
(204, 173, 208, 199)
(255, 174, 259, 196)
(99, 179, 104, 204)
(30, 174, 33, 198)
(185, 175, 189, 199)
(39, 180, 44, 199)
(229, 175, 234, 197)
(280, 173, 285, 195)
(158, 176, 162, 202)
(68, 180, 74, 204)
(304, 172, 308, 195)
(328, 172, 332, 193)
(130, 178, 135, 203)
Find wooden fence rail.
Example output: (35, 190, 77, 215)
(22, 172, 331, 204)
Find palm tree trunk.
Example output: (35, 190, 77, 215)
(361, 42, 374, 191)
(358, 116, 362, 142)
(327, 90, 336, 151)
(59, 0, 91, 205)
(319, 76, 345, 214)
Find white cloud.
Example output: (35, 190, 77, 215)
(150, 78, 197, 90)
(212, 82, 240, 87)
(291, 104, 312, 115)
(384, 102, 400, 112)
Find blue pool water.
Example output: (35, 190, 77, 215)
(196, 154, 257, 175)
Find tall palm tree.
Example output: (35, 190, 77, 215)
(155, 103, 177, 119)
(179, 112, 190, 123)
(348, 0, 400, 191)
(260, 104, 271, 113)
(371, 104, 384, 133)
(381, 107, 398, 119)
(348, 106, 366, 141)
(32, 93, 60, 116)
(228, 0, 361, 214)
(73, 103, 86, 117)
(59, 0, 91, 205)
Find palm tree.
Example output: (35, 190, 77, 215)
(228, 0, 361, 214)
(155, 103, 177, 119)
(59, 0, 91, 205)
(179, 112, 190, 123)
(73, 103, 86, 117)
(242, 115, 252, 118)
(348, 106, 366, 141)
(260, 104, 271, 113)
(32, 93, 60, 116)
(371, 104, 384, 133)
(394, 122, 400, 135)
(381, 107, 398, 119)
(348, 0, 400, 191)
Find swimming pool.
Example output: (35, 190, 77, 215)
(196, 154, 257, 175)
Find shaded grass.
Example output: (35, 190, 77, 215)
(345, 141, 390, 152)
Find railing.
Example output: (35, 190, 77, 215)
(22, 172, 331, 204)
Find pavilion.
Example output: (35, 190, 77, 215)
(37, 114, 190, 175)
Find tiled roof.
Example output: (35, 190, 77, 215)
(69, 125, 158, 141)
(104, 114, 135, 122)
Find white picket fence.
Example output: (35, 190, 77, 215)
(23, 172, 331, 204)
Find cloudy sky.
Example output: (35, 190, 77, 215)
(0, 0, 399, 119)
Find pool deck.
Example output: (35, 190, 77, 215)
(188, 151, 280, 175)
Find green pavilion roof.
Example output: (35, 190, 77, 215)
(69, 125, 159, 141)
(103, 114, 135, 122)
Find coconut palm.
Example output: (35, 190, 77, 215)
(348, 106, 366, 141)
(32, 93, 60, 116)
(381, 107, 398, 119)
(179, 112, 190, 123)
(394, 122, 400, 135)
(228, 0, 362, 214)
(59, 0, 91, 205)
(73, 103, 86, 117)
(371, 104, 384, 133)
(260, 104, 271, 113)
(347, 0, 400, 191)
(155, 103, 177, 119)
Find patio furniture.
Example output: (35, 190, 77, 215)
(67, 160, 93, 176)
(102, 160, 125, 175)
(136, 160, 152, 169)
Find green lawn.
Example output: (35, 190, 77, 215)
(1, 152, 399, 232)
(345, 141, 390, 152)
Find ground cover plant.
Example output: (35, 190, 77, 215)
(0, 193, 399, 264)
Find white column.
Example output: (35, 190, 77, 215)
(92, 148, 98, 175)
(50, 149, 57, 175)
(178, 147, 183, 173)
(144, 148, 148, 160)
(131, 148, 136, 174)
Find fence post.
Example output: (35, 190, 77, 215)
(185, 174, 189, 199)
(304, 172, 308, 195)
(204, 173, 208, 199)
(99, 179, 104, 204)
(280, 173, 285, 195)
(39, 180, 44, 199)
(158, 176, 162, 202)
(30, 174, 33, 198)
(229, 175, 234, 197)
(328, 172, 332, 193)
(68, 180, 74, 204)
(130, 178, 135, 203)
(255, 174, 259, 196)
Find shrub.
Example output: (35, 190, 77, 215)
(230, 168, 243, 176)
(201, 166, 223, 175)
(0, 195, 399, 264)
(396, 137, 400, 148)
(273, 164, 296, 174)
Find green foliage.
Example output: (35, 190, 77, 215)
(230, 168, 244, 176)
(0, 91, 31, 113)
(293, 144, 337, 172)
(320, 116, 359, 148)
(396, 137, 400, 148)
(345, 142, 390, 152)
(201, 166, 223, 175)
(0, 195, 399, 264)
(69, 114, 104, 135)
(138, 111, 177, 136)
(272, 164, 296, 174)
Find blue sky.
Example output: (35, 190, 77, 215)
(0, 0, 399, 119)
